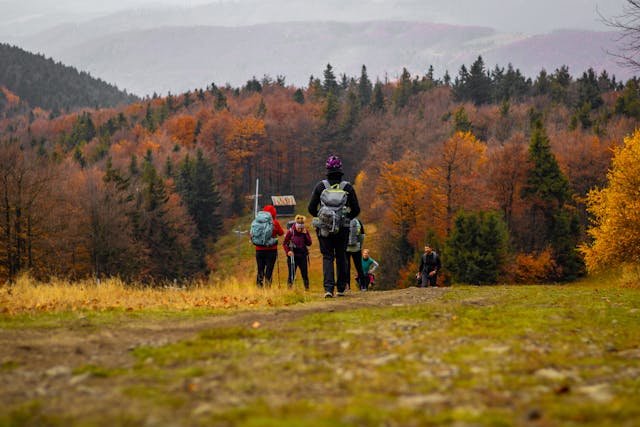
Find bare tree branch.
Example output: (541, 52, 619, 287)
(600, 0, 640, 71)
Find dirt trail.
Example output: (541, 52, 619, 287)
(0, 287, 447, 392)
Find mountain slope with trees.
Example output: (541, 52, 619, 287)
(0, 58, 637, 284)
(0, 43, 138, 113)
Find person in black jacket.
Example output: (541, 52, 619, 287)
(308, 155, 360, 298)
(417, 244, 441, 287)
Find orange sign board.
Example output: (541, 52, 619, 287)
(271, 195, 296, 206)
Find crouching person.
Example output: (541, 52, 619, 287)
(417, 244, 441, 287)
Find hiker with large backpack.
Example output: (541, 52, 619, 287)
(346, 218, 366, 291)
(308, 155, 360, 298)
(282, 215, 312, 290)
(250, 204, 284, 287)
(417, 244, 441, 287)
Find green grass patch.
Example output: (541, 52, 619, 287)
(131, 326, 273, 367)
(0, 360, 19, 372)
(0, 306, 229, 330)
(0, 400, 72, 427)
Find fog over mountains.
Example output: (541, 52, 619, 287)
(0, 0, 622, 35)
(0, 0, 631, 96)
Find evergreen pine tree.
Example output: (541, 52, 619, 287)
(393, 68, 412, 111)
(550, 207, 585, 280)
(467, 56, 492, 105)
(371, 80, 385, 113)
(521, 116, 583, 279)
(358, 65, 373, 107)
(614, 78, 640, 119)
(522, 117, 571, 210)
(244, 76, 262, 93)
(576, 68, 604, 110)
(453, 107, 472, 133)
(293, 88, 305, 104)
(142, 103, 156, 132)
(340, 90, 359, 137)
(550, 66, 572, 104)
(67, 112, 96, 149)
(443, 70, 451, 86)
(183, 91, 192, 108)
(452, 65, 470, 101)
(340, 73, 349, 91)
(533, 69, 551, 96)
(191, 150, 222, 240)
(136, 156, 197, 279)
(129, 154, 140, 176)
(444, 211, 510, 285)
(214, 91, 227, 111)
(426, 65, 435, 82)
(323, 63, 339, 96)
(164, 156, 174, 178)
(323, 91, 339, 123)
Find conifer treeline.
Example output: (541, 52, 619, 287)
(0, 43, 138, 114)
(0, 58, 638, 283)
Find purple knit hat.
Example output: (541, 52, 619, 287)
(325, 155, 343, 171)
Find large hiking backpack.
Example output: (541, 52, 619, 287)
(347, 218, 365, 252)
(250, 211, 277, 246)
(316, 180, 349, 237)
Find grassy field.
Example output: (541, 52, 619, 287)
(1, 272, 639, 426)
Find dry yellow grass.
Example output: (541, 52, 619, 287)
(0, 274, 313, 315)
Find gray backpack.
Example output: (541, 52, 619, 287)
(347, 218, 364, 252)
(316, 180, 349, 237)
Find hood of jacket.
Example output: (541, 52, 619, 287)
(263, 204, 277, 219)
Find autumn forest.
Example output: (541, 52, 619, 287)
(1, 57, 639, 285)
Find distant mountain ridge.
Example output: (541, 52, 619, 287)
(15, 19, 628, 97)
(0, 0, 620, 38)
(0, 43, 138, 112)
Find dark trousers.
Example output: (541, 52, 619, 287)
(287, 253, 309, 289)
(318, 227, 349, 294)
(346, 250, 365, 290)
(420, 271, 438, 287)
(256, 250, 277, 287)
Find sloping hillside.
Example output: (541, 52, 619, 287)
(0, 43, 138, 111)
(16, 20, 628, 96)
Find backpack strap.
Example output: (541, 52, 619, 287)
(322, 180, 349, 191)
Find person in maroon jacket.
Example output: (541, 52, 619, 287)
(283, 215, 313, 289)
(254, 205, 284, 287)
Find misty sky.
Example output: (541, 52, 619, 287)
(0, 0, 626, 35)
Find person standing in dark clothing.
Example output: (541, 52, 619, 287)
(417, 244, 441, 287)
(254, 205, 284, 287)
(346, 218, 366, 291)
(308, 155, 360, 298)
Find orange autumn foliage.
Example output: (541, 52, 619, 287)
(0, 87, 20, 105)
(428, 131, 489, 232)
(504, 249, 557, 283)
(166, 114, 197, 146)
(377, 157, 428, 246)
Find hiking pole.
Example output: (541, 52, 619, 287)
(290, 253, 296, 286)
(276, 254, 281, 288)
